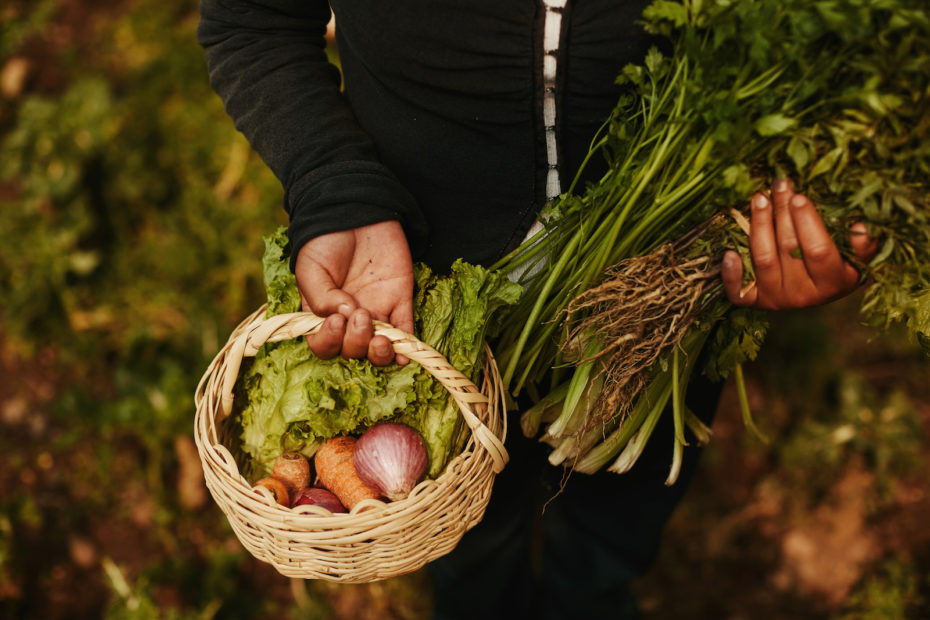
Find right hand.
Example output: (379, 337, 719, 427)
(294, 220, 414, 366)
(720, 178, 877, 310)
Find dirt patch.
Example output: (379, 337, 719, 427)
(771, 464, 880, 606)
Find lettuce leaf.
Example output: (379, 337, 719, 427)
(237, 228, 521, 478)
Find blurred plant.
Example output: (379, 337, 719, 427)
(0, 0, 291, 614)
(0, 0, 284, 455)
(740, 304, 926, 508)
(0, 1, 56, 59)
(0, 514, 18, 599)
(776, 372, 923, 503)
(102, 550, 287, 620)
(103, 556, 220, 620)
(839, 557, 927, 619)
(0, 12, 281, 359)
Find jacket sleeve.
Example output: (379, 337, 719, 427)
(197, 0, 428, 267)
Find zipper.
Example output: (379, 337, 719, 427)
(541, 0, 567, 202)
(507, 0, 568, 282)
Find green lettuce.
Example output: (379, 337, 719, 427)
(237, 228, 521, 478)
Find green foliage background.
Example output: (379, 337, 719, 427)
(0, 1, 928, 619)
(0, 1, 298, 617)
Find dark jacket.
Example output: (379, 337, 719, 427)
(198, 0, 653, 272)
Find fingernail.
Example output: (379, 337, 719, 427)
(373, 342, 391, 358)
(790, 194, 806, 209)
(773, 178, 788, 192)
(338, 303, 352, 316)
(752, 194, 768, 210)
(354, 312, 369, 328)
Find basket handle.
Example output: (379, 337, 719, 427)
(217, 309, 508, 472)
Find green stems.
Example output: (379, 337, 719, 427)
(520, 381, 570, 438)
(570, 326, 709, 476)
(734, 362, 769, 444)
(572, 372, 671, 474)
(500, 231, 581, 389)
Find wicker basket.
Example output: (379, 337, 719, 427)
(193, 307, 509, 582)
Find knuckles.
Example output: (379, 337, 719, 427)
(801, 241, 834, 263)
(751, 251, 779, 271)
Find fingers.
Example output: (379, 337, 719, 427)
(388, 301, 415, 366)
(341, 309, 375, 359)
(298, 262, 358, 318)
(306, 306, 398, 366)
(306, 312, 347, 360)
(747, 192, 783, 304)
(849, 221, 879, 263)
(722, 178, 871, 311)
(721, 249, 757, 306)
(368, 335, 396, 367)
(787, 193, 857, 292)
(770, 179, 823, 300)
(295, 238, 387, 364)
(771, 178, 800, 257)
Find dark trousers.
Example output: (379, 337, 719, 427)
(428, 376, 721, 620)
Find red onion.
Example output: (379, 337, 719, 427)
(353, 423, 428, 502)
(292, 487, 346, 513)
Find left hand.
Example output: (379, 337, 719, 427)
(721, 178, 879, 310)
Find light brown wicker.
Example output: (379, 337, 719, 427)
(194, 307, 509, 582)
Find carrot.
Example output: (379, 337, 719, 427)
(253, 477, 289, 507)
(272, 451, 311, 495)
(314, 436, 381, 510)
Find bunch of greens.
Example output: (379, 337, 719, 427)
(238, 228, 521, 479)
(492, 0, 930, 478)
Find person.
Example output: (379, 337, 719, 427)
(197, 2, 877, 617)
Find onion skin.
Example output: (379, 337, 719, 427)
(253, 477, 289, 507)
(272, 452, 310, 495)
(353, 423, 429, 502)
(292, 487, 347, 513)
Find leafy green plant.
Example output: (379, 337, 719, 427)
(776, 372, 923, 502)
(0, 0, 284, 438)
(0, 2, 294, 614)
(494, 0, 930, 477)
(840, 558, 927, 619)
(0, 1, 56, 59)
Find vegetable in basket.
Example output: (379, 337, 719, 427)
(252, 477, 290, 507)
(314, 436, 382, 510)
(352, 422, 430, 502)
(492, 0, 930, 477)
(271, 451, 311, 496)
(292, 487, 346, 513)
(262, 421, 431, 511)
(237, 227, 521, 481)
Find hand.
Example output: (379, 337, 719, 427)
(721, 178, 878, 310)
(294, 220, 414, 365)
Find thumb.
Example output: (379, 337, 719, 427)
(721, 249, 756, 307)
(849, 221, 879, 264)
(295, 259, 358, 318)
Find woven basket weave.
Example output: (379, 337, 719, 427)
(194, 307, 509, 582)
